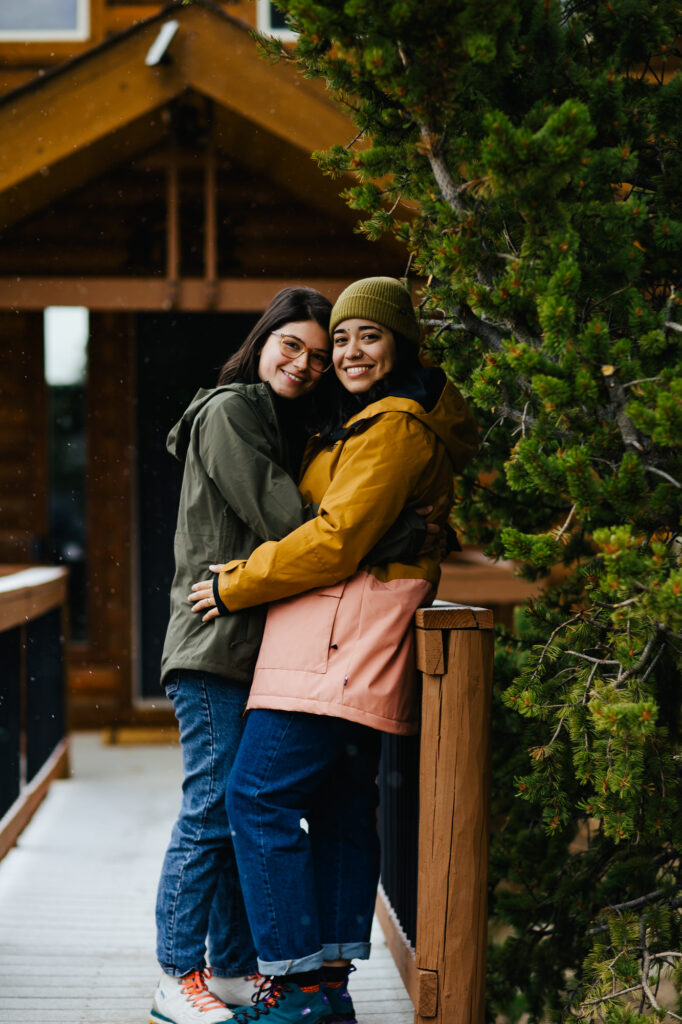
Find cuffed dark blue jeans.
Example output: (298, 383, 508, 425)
(155, 670, 257, 977)
(226, 709, 381, 975)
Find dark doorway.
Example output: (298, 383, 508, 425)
(135, 312, 258, 699)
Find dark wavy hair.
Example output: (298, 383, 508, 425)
(317, 330, 421, 441)
(217, 287, 337, 432)
(217, 287, 332, 385)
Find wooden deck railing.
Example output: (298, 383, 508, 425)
(0, 565, 70, 861)
(377, 602, 494, 1024)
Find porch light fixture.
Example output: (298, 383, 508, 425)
(145, 20, 179, 67)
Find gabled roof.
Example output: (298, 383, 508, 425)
(0, 0, 356, 230)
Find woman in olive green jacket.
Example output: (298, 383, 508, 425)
(152, 287, 335, 1024)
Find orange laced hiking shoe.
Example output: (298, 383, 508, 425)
(150, 968, 236, 1024)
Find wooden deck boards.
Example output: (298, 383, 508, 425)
(0, 733, 413, 1023)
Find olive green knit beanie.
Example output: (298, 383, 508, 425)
(329, 277, 420, 345)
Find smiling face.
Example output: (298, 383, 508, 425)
(258, 320, 330, 398)
(332, 318, 397, 393)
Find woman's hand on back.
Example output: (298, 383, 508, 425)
(414, 506, 445, 556)
(189, 565, 227, 622)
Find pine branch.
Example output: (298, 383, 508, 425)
(566, 651, 620, 665)
(586, 891, 682, 935)
(395, 43, 468, 218)
(455, 302, 506, 352)
(616, 629, 662, 684)
(644, 465, 681, 488)
(601, 365, 645, 452)
(581, 983, 648, 1007)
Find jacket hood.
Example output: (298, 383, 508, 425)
(167, 383, 271, 462)
(344, 366, 478, 472)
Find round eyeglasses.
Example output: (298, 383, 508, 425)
(272, 331, 332, 374)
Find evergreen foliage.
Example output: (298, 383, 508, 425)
(256, 1, 682, 1020)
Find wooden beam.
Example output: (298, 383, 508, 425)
(0, 18, 185, 196)
(204, 100, 218, 307)
(0, 276, 355, 310)
(0, 110, 167, 230)
(165, 127, 180, 309)
(83, 313, 136, 703)
(0, 3, 352, 202)
(182, 6, 352, 154)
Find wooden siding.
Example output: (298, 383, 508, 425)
(67, 313, 137, 724)
(0, 312, 47, 562)
(0, 105, 398, 282)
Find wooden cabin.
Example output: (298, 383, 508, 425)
(0, 0, 405, 726)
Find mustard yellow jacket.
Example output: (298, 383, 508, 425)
(216, 367, 478, 733)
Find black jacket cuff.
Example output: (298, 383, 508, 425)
(212, 574, 229, 616)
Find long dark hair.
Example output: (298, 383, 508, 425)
(318, 330, 422, 441)
(217, 287, 332, 386)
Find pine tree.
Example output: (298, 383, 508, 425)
(257, 1, 682, 1020)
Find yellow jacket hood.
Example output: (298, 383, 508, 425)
(324, 366, 478, 475)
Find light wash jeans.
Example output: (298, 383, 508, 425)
(155, 670, 257, 977)
(226, 709, 381, 975)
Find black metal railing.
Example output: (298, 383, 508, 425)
(0, 623, 22, 820)
(378, 730, 420, 947)
(0, 568, 69, 842)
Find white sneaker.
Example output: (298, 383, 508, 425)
(205, 971, 265, 1009)
(150, 970, 235, 1023)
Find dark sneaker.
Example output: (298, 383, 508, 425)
(322, 966, 357, 1024)
(230, 978, 329, 1023)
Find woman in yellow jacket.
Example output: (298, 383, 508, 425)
(190, 278, 478, 1024)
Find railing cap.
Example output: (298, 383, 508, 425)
(0, 567, 67, 593)
(415, 601, 493, 630)
(0, 565, 68, 633)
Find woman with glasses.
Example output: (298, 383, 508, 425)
(151, 287, 335, 1024)
(189, 277, 478, 1024)
(151, 286, 432, 1024)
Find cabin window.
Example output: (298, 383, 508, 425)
(256, 0, 297, 40)
(0, 0, 90, 41)
(44, 307, 89, 642)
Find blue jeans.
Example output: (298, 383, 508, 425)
(226, 710, 381, 975)
(155, 670, 257, 977)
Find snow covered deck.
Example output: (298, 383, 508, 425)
(0, 732, 413, 1023)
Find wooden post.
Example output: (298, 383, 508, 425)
(204, 98, 218, 309)
(413, 604, 494, 1024)
(165, 120, 180, 310)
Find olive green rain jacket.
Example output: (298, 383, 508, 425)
(160, 383, 316, 686)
